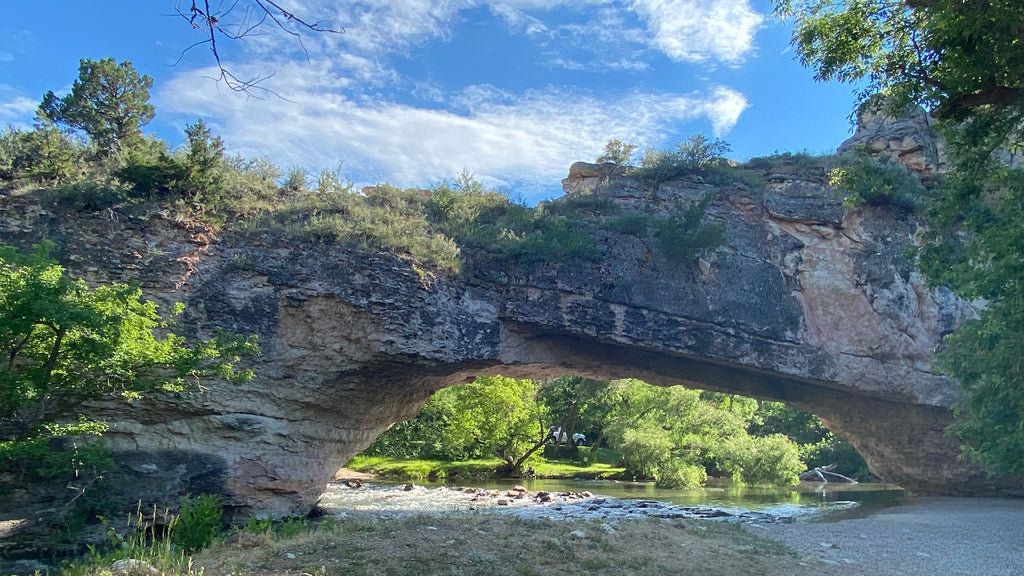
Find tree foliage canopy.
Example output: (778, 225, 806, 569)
(774, 0, 1024, 121)
(368, 376, 823, 487)
(0, 242, 258, 477)
(366, 376, 551, 475)
(39, 58, 154, 156)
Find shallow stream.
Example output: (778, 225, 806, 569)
(319, 478, 906, 524)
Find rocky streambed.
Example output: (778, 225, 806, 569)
(318, 481, 860, 524)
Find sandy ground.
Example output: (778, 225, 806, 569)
(756, 497, 1024, 576)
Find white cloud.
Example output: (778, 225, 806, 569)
(215, 1, 762, 69)
(322, 0, 473, 54)
(208, 1, 474, 60)
(0, 87, 37, 127)
(545, 58, 587, 71)
(150, 1, 760, 201)
(705, 86, 748, 135)
(605, 58, 650, 72)
(489, 3, 549, 36)
(157, 62, 747, 200)
(628, 0, 763, 64)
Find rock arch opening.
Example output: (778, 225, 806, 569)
(352, 369, 875, 489)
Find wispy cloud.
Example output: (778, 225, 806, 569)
(158, 62, 747, 200)
(489, 3, 550, 37)
(244, 1, 761, 66)
(301, 0, 473, 55)
(0, 86, 37, 127)
(544, 57, 587, 71)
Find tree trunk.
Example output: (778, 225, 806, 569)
(41, 327, 65, 387)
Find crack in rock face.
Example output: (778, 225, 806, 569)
(1, 111, 1019, 530)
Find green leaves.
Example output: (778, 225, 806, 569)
(366, 375, 550, 474)
(596, 139, 637, 165)
(635, 135, 732, 186)
(598, 380, 804, 487)
(656, 196, 726, 264)
(829, 153, 925, 211)
(39, 58, 154, 156)
(0, 244, 258, 476)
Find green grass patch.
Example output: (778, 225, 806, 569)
(347, 453, 627, 481)
(346, 456, 505, 480)
(530, 459, 625, 479)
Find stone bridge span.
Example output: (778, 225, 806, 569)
(1, 158, 1016, 520)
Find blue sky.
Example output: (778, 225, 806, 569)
(0, 1, 861, 203)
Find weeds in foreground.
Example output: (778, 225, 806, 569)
(60, 495, 807, 576)
(188, 514, 801, 576)
(65, 495, 330, 576)
(73, 502, 186, 576)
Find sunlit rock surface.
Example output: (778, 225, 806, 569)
(1, 118, 1018, 524)
(837, 102, 946, 179)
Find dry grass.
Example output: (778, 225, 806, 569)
(189, 514, 826, 576)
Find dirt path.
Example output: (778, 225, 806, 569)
(756, 497, 1024, 575)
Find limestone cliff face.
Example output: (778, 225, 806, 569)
(0, 119, 1016, 525)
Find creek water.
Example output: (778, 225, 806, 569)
(318, 478, 906, 524)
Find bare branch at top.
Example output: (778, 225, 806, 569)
(173, 0, 344, 98)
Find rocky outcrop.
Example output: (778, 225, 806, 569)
(837, 102, 946, 179)
(0, 133, 1018, 532)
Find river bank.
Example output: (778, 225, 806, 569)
(7, 476, 1018, 576)
(186, 492, 1024, 576)
(321, 476, 1024, 575)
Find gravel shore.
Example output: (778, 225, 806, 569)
(327, 476, 1023, 575)
(756, 497, 1024, 575)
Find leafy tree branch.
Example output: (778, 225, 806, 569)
(1, 242, 258, 477)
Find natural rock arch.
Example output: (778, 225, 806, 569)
(1, 127, 1019, 520)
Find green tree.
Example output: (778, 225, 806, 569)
(829, 152, 925, 212)
(368, 376, 551, 475)
(602, 380, 803, 488)
(655, 196, 726, 264)
(39, 58, 155, 156)
(182, 118, 227, 205)
(537, 375, 611, 447)
(0, 123, 84, 186)
(775, 0, 1024, 479)
(596, 139, 637, 165)
(749, 401, 828, 446)
(0, 242, 258, 478)
(637, 135, 732, 186)
(774, 0, 1023, 121)
(602, 381, 711, 487)
(435, 376, 551, 475)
